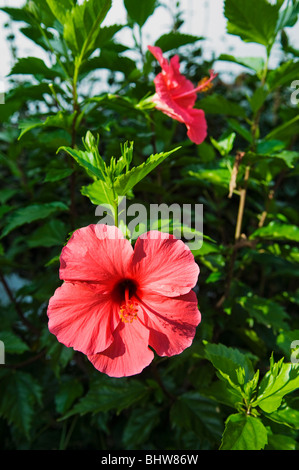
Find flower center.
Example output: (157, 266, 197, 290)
(116, 279, 139, 323)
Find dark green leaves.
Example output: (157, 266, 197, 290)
(61, 378, 149, 418)
(0, 370, 42, 438)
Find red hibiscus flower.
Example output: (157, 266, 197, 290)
(47, 224, 201, 377)
(148, 45, 217, 145)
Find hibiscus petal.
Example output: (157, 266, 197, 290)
(59, 224, 133, 286)
(130, 231, 199, 297)
(138, 290, 201, 357)
(47, 281, 119, 355)
(87, 320, 154, 377)
(185, 108, 207, 145)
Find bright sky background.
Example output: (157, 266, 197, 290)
(0, 0, 298, 89)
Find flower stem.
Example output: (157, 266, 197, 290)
(234, 165, 251, 240)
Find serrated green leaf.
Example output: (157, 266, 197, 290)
(18, 111, 76, 139)
(58, 142, 106, 181)
(122, 406, 160, 448)
(114, 147, 179, 196)
(81, 179, 116, 209)
(9, 56, 58, 79)
(0, 370, 42, 438)
(253, 360, 299, 413)
(61, 378, 149, 419)
(204, 342, 255, 387)
(170, 392, 223, 443)
(0, 202, 68, 238)
(220, 413, 268, 450)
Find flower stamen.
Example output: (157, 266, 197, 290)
(172, 69, 217, 100)
(119, 287, 138, 323)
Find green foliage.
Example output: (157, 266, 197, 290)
(0, 0, 298, 452)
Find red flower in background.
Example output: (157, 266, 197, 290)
(47, 224, 201, 377)
(148, 45, 217, 145)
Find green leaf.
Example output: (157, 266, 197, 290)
(0, 370, 42, 438)
(124, 0, 157, 27)
(154, 32, 203, 52)
(277, 329, 299, 358)
(0, 331, 29, 354)
(210, 132, 236, 156)
(224, 0, 280, 47)
(267, 60, 299, 91)
(63, 0, 112, 57)
(204, 342, 255, 387)
(44, 167, 74, 183)
(248, 86, 269, 114)
(27, 219, 67, 248)
(265, 115, 299, 143)
(253, 359, 299, 413)
(276, 2, 299, 31)
(237, 294, 289, 331)
(250, 221, 299, 243)
(18, 111, 77, 139)
(199, 94, 247, 118)
(80, 179, 116, 209)
(1, 202, 68, 238)
(267, 433, 299, 450)
(58, 133, 106, 181)
(122, 406, 160, 448)
(45, 0, 74, 24)
(218, 54, 265, 76)
(61, 378, 149, 419)
(55, 377, 84, 415)
(263, 397, 299, 429)
(9, 57, 58, 79)
(220, 413, 268, 450)
(114, 147, 179, 196)
(170, 392, 223, 443)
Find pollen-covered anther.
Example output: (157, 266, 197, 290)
(197, 76, 213, 92)
(119, 301, 139, 323)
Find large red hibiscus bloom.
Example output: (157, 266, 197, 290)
(47, 224, 201, 377)
(148, 45, 216, 145)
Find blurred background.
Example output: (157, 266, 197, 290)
(1, 0, 299, 90)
